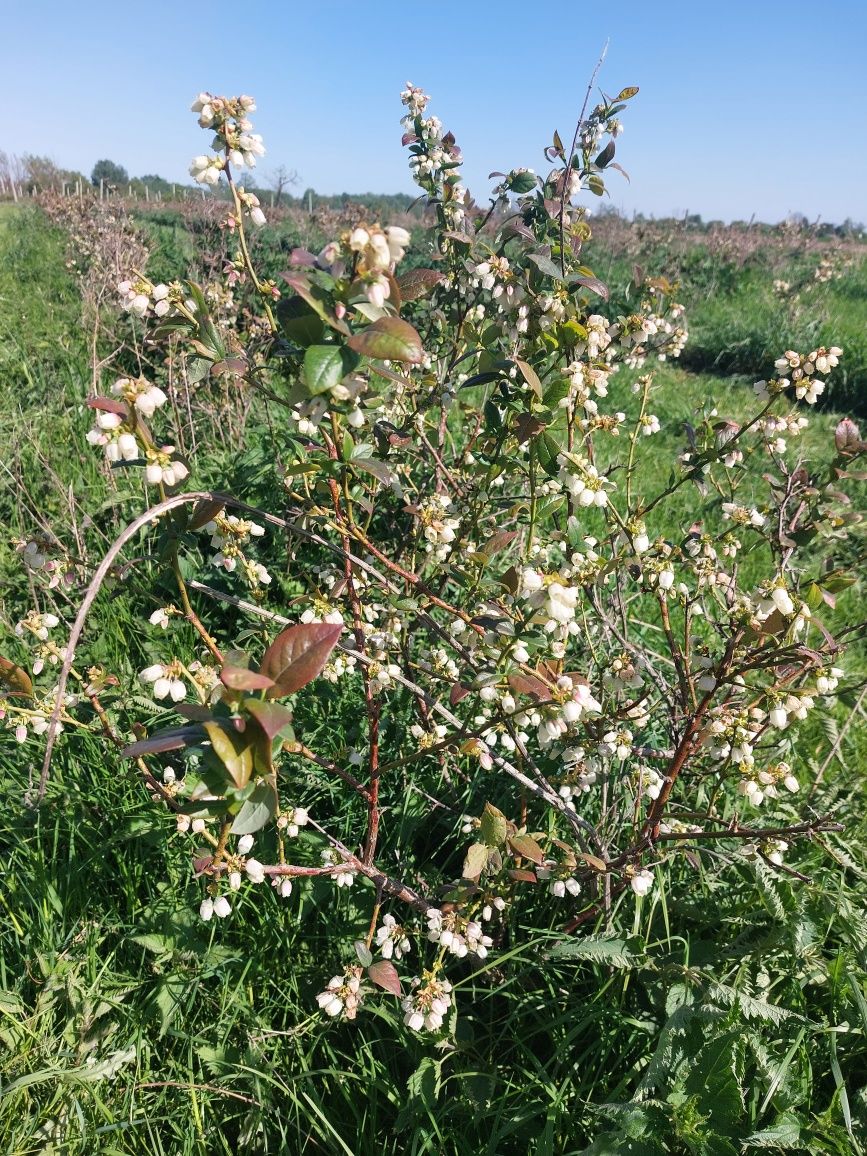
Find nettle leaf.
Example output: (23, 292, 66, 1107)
(0, 655, 33, 698)
(302, 344, 360, 396)
(479, 802, 508, 847)
(220, 665, 274, 692)
(546, 935, 646, 967)
(347, 317, 424, 364)
(230, 778, 277, 835)
(368, 960, 402, 997)
(259, 623, 343, 698)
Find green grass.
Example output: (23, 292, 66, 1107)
(1, 204, 866, 1155)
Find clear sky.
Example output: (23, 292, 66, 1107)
(4, 0, 866, 223)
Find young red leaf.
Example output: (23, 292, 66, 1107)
(368, 959, 402, 997)
(347, 317, 424, 364)
(244, 699, 295, 741)
(220, 665, 275, 692)
(259, 623, 343, 698)
(0, 654, 34, 698)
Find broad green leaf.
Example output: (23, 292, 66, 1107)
(479, 802, 508, 847)
(230, 778, 277, 834)
(203, 721, 253, 789)
(462, 841, 489, 880)
(303, 344, 359, 396)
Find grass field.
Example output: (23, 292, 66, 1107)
(1, 201, 866, 1155)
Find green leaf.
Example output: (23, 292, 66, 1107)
(303, 344, 359, 396)
(462, 842, 489, 880)
(479, 802, 508, 847)
(259, 623, 343, 698)
(277, 295, 325, 346)
(547, 935, 645, 967)
(507, 170, 537, 194)
(743, 1114, 802, 1148)
(347, 317, 424, 364)
(407, 1056, 442, 1107)
(203, 721, 253, 790)
(354, 941, 373, 968)
(230, 779, 277, 835)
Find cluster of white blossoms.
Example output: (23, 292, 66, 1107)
(761, 412, 809, 455)
(537, 859, 582, 898)
(426, 908, 493, 959)
(721, 502, 766, 529)
(118, 278, 174, 320)
(557, 454, 613, 508)
(755, 347, 843, 406)
(630, 868, 654, 897)
(346, 224, 411, 309)
(519, 567, 583, 641)
(15, 610, 61, 642)
(402, 973, 453, 1032)
(276, 805, 310, 838)
(189, 93, 264, 186)
(739, 760, 800, 807)
(110, 376, 168, 418)
(139, 661, 188, 702)
(144, 446, 189, 488)
(200, 895, 232, 920)
(321, 848, 357, 888)
(201, 513, 271, 587)
(375, 914, 412, 960)
(417, 493, 460, 560)
(400, 81, 467, 231)
(317, 967, 364, 1020)
(86, 410, 140, 462)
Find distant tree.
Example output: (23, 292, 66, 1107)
(91, 159, 128, 188)
(268, 164, 299, 208)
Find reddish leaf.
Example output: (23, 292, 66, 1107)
(0, 655, 33, 698)
(508, 833, 545, 865)
(174, 703, 215, 721)
(220, 665, 275, 692)
(835, 417, 863, 454)
(347, 317, 424, 364)
(189, 498, 225, 530)
(87, 396, 127, 416)
(367, 959, 402, 997)
(508, 672, 551, 700)
(244, 699, 295, 741)
(577, 852, 608, 873)
(571, 274, 609, 300)
(515, 413, 546, 444)
(121, 725, 206, 759)
(396, 268, 445, 302)
(450, 683, 471, 706)
(481, 530, 518, 557)
(259, 623, 343, 698)
(508, 868, 539, 883)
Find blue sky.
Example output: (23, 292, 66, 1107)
(4, 0, 866, 223)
